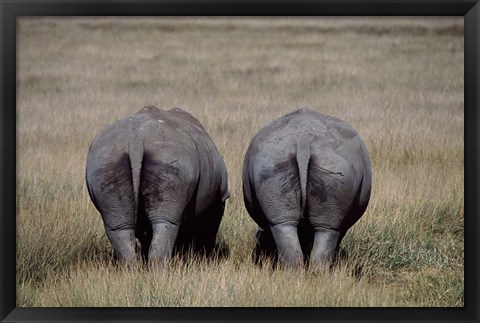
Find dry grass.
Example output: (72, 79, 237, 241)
(17, 17, 463, 307)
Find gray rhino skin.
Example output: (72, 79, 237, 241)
(242, 108, 371, 268)
(86, 106, 229, 265)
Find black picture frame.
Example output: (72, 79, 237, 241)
(1, 1, 478, 322)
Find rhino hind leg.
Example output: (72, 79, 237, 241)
(148, 220, 180, 266)
(87, 153, 139, 266)
(105, 226, 138, 266)
(140, 154, 197, 266)
(309, 227, 342, 270)
(141, 196, 184, 265)
(99, 194, 138, 266)
(270, 223, 303, 268)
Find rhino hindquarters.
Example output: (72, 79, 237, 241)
(309, 227, 341, 270)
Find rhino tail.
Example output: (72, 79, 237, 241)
(295, 140, 311, 213)
(128, 137, 144, 217)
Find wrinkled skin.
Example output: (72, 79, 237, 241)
(86, 106, 229, 266)
(242, 108, 371, 269)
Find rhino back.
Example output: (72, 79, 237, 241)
(249, 109, 358, 156)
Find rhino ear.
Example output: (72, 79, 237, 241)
(140, 105, 159, 112)
(168, 108, 207, 131)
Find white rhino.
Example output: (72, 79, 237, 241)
(86, 106, 229, 265)
(242, 108, 371, 269)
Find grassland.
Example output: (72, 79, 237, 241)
(16, 17, 464, 307)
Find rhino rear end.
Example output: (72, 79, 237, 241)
(86, 106, 229, 267)
(243, 108, 372, 270)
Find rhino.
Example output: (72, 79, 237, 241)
(86, 105, 229, 265)
(242, 108, 371, 269)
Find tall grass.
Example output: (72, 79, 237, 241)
(17, 17, 463, 307)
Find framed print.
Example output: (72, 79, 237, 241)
(1, 0, 478, 322)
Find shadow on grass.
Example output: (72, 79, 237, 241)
(337, 248, 365, 281)
(17, 239, 113, 286)
(251, 232, 365, 280)
(172, 239, 231, 264)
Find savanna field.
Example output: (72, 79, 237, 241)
(16, 17, 464, 307)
